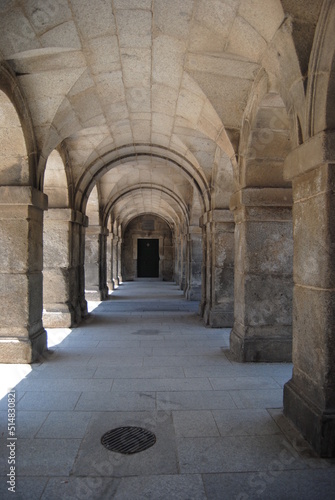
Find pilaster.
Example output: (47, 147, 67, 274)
(201, 209, 235, 327)
(0, 187, 47, 363)
(229, 187, 293, 362)
(185, 226, 202, 301)
(43, 208, 86, 327)
(283, 132, 335, 457)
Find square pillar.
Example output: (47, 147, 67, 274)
(229, 188, 293, 362)
(283, 132, 335, 457)
(180, 232, 187, 291)
(107, 233, 114, 290)
(0, 187, 47, 363)
(201, 210, 235, 327)
(173, 231, 181, 285)
(78, 220, 88, 318)
(112, 236, 119, 288)
(43, 209, 86, 327)
(185, 227, 202, 301)
(99, 228, 109, 300)
(85, 225, 109, 300)
(117, 226, 123, 284)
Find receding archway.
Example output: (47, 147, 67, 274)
(122, 214, 174, 282)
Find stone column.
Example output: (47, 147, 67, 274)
(112, 235, 119, 288)
(185, 226, 202, 301)
(229, 188, 293, 362)
(202, 209, 235, 327)
(99, 227, 109, 300)
(173, 231, 180, 285)
(85, 225, 109, 300)
(117, 231, 123, 284)
(107, 233, 114, 290)
(283, 132, 335, 457)
(78, 220, 88, 318)
(43, 209, 85, 327)
(85, 225, 100, 300)
(200, 215, 210, 317)
(180, 232, 187, 292)
(0, 187, 47, 363)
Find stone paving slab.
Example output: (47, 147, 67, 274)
(41, 477, 120, 500)
(36, 411, 92, 439)
(209, 376, 281, 390)
(229, 388, 284, 409)
(17, 379, 113, 392)
(94, 365, 185, 379)
(173, 410, 220, 438)
(111, 474, 207, 500)
(156, 390, 237, 410)
(0, 438, 81, 476)
(0, 477, 47, 500)
(211, 409, 281, 436)
(112, 377, 212, 392)
(177, 435, 307, 474)
(202, 469, 335, 500)
(143, 354, 230, 367)
(0, 410, 49, 438)
(29, 365, 97, 379)
(75, 391, 156, 412)
(17, 391, 81, 411)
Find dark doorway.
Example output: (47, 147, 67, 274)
(137, 239, 159, 278)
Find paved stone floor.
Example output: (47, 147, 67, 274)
(1, 281, 335, 499)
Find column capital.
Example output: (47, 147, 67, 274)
(86, 225, 109, 235)
(187, 226, 202, 236)
(200, 209, 234, 226)
(284, 130, 335, 181)
(230, 188, 292, 211)
(0, 186, 47, 210)
(44, 208, 88, 226)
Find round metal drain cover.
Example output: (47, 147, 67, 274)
(132, 329, 159, 335)
(101, 426, 156, 454)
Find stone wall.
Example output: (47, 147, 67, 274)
(122, 215, 173, 281)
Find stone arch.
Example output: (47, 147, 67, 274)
(43, 149, 70, 209)
(0, 90, 29, 185)
(74, 145, 211, 216)
(104, 185, 189, 229)
(85, 185, 103, 300)
(307, 0, 335, 136)
(239, 71, 294, 189)
(0, 63, 37, 187)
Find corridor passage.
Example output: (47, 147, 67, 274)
(0, 281, 334, 499)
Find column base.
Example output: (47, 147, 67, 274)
(0, 328, 47, 364)
(100, 285, 109, 300)
(85, 290, 101, 301)
(284, 380, 335, 457)
(43, 303, 76, 328)
(80, 297, 89, 318)
(229, 328, 292, 362)
(185, 285, 201, 301)
(203, 304, 234, 327)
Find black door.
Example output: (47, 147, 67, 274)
(137, 239, 159, 277)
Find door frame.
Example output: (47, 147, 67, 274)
(132, 235, 164, 279)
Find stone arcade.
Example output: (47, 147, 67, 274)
(0, 0, 334, 459)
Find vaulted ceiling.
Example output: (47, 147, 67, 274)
(0, 0, 322, 229)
